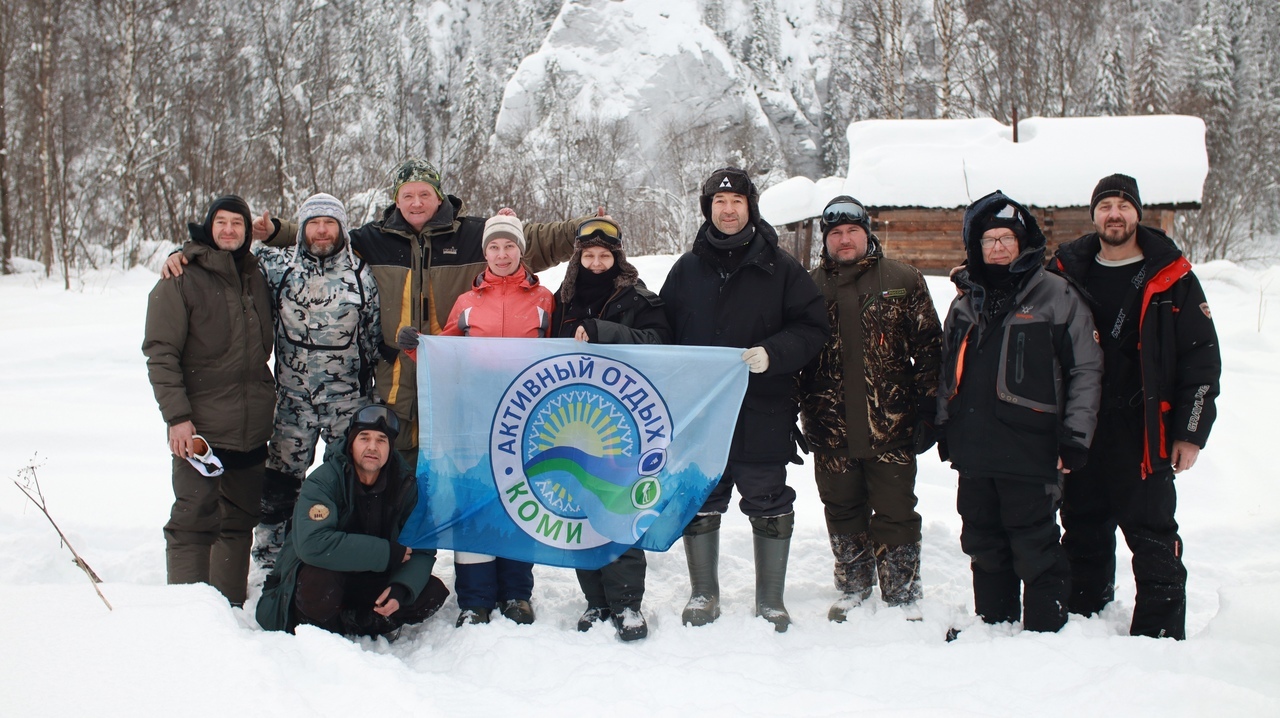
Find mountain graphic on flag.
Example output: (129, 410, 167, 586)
(523, 446, 658, 544)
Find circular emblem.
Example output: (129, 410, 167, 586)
(490, 353, 672, 548)
(308, 504, 330, 521)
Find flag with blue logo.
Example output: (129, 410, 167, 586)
(397, 336, 749, 569)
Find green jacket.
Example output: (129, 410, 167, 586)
(799, 239, 943, 459)
(256, 439, 436, 632)
(269, 197, 582, 449)
(142, 240, 275, 450)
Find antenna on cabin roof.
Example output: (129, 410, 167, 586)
(1012, 106, 1019, 143)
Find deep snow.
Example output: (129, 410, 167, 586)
(2, 256, 1278, 717)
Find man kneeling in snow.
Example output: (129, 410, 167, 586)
(256, 404, 448, 638)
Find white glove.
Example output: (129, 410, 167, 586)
(742, 346, 770, 374)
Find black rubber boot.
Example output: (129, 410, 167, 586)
(751, 513, 794, 633)
(681, 513, 722, 627)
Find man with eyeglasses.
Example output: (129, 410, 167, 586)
(797, 196, 942, 622)
(660, 166, 829, 632)
(257, 404, 449, 639)
(253, 159, 588, 467)
(143, 195, 276, 607)
(936, 191, 1102, 632)
(1048, 174, 1221, 640)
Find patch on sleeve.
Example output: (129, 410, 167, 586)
(308, 504, 331, 521)
(1200, 302, 1211, 319)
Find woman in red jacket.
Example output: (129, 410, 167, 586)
(443, 213, 555, 626)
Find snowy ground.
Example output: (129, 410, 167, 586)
(2, 256, 1279, 717)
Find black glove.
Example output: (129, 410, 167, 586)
(1059, 443, 1089, 472)
(936, 437, 949, 462)
(397, 325, 421, 352)
(912, 419, 937, 455)
(383, 583, 410, 608)
(388, 540, 409, 567)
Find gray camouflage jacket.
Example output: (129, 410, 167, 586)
(243, 237, 381, 404)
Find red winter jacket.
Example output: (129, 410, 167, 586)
(441, 266, 555, 338)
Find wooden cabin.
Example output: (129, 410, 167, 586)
(761, 116, 1208, 273)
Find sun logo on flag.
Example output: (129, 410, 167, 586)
(523, 389, 636, 519)
(490, 353, 673, 547)
(527, 391, 634, 459)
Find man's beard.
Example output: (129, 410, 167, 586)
(1099, 221, 1136, 247)
(307, 239, 342, 257)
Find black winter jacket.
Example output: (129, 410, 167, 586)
(938, 192, 1103, 482)
(552, 281, 672, 345)
(1050, 225, 1221, 476)
(660, 221, 829, 463)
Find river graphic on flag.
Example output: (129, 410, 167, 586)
(397, 337, 749, 569)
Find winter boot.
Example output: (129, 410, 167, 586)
(876, 541, 924, 619)
(681, 513, 722, 626)
(577, 606, 613, 632)
(251, 520, 288, 571)
(612, 608, 649, 642)
(499, 599, 536, 625)
(455, 607, 492, 627)
(828, 532, 875, 622)
(751, 513, 794, 633)
(340, 608, 401, 640)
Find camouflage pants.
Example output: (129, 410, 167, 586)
(261, 393, 365, 523)
(266, 392, 366, 477)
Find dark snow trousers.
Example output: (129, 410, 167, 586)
(292, 564, 449, 635)
(957, 474, 1070, 632)
(700, 460, 796, 517)
(815, 450, 922, 545)
(164, 456, 263, 605)
(1061, 451, 1187, 640)
(577, 548, 647, 613)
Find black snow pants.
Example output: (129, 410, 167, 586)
(577, 548, 647, 613)
(1061, 430, 1187, 640)
(958, 473, 1070, 632)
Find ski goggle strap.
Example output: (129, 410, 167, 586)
(575, 218, 622, 248)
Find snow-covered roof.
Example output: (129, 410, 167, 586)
(759, 115, 1208, 224)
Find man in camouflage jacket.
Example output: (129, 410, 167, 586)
(252, 193, 382, 567)
(798, 196, 943, 621)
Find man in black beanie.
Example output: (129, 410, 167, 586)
(1049, 173, 1221, 639)
(143, 195, 276, 606)
(659, 166, 829, 632)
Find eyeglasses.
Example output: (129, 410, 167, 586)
(822, 201, 868, 228)
(575, 218, 622, 247)
(980, 234, 1019, 249)
(351, 404, 400, 437)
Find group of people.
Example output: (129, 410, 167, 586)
(143, 159, 1219, 644)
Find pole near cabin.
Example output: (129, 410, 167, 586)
(1012, 106, 1019, 143)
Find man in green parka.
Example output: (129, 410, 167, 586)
(143, 194, 275, 607)
(256, 404, 448, 638)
